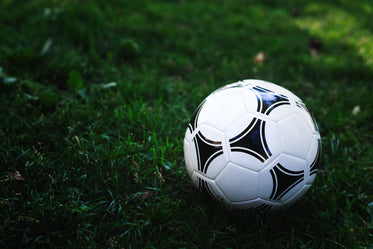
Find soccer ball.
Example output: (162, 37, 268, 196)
(183, 79, 321, 212)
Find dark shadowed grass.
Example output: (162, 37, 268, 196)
(0, 0, 372, 248)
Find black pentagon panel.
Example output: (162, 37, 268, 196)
(229, 118, 271, 162)
(310, 139, 321, 176)
(194, 131, 223, 174)
(188, 99, 207, 132)
(252, 86, 290, 115)
(269, 163, 304, 201)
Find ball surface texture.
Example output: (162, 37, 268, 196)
(183, 79, 321, 212)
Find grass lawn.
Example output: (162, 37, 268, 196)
(1, 0, 372, 248)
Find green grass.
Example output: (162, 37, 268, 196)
(0, 0, 372, 248)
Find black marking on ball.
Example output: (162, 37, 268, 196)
(199, 178, 220, 203)
(295, 100, 305, 110)
(310, 138, 321, 176)
(252, 86, 290, 115)
(188, 99, 207, 132)
(269, 163, 304, 201)
(229, 118, 271, 162)
(194, 131, 223, 174)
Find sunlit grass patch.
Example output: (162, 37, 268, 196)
(295, 3, 373, 67)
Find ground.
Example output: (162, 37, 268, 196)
(0, 0, 372, 248)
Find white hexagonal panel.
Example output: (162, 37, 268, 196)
(277, 113, 313, 160)
(205, 153, 229, 180)
(230, 198, 262, 210)
(183, 131, 198, 180)
(224, 114, 256, 141)
(215, 163, 259, 202)
(263, 119, 282, 160)
(305, 136, 321, 184)
(229, 151, 264, 172)
(197, 91, 246, 132)
(240, 88, 259, 114)
(184, 127, 193, 143)
(294, 101, 320, 135)
(267, 104, 296, 123)
(198, 123, 225, 143)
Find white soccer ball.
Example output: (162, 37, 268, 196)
(183, 79, 321, 212)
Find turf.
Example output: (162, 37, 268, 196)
(0, 0, 372, 248)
